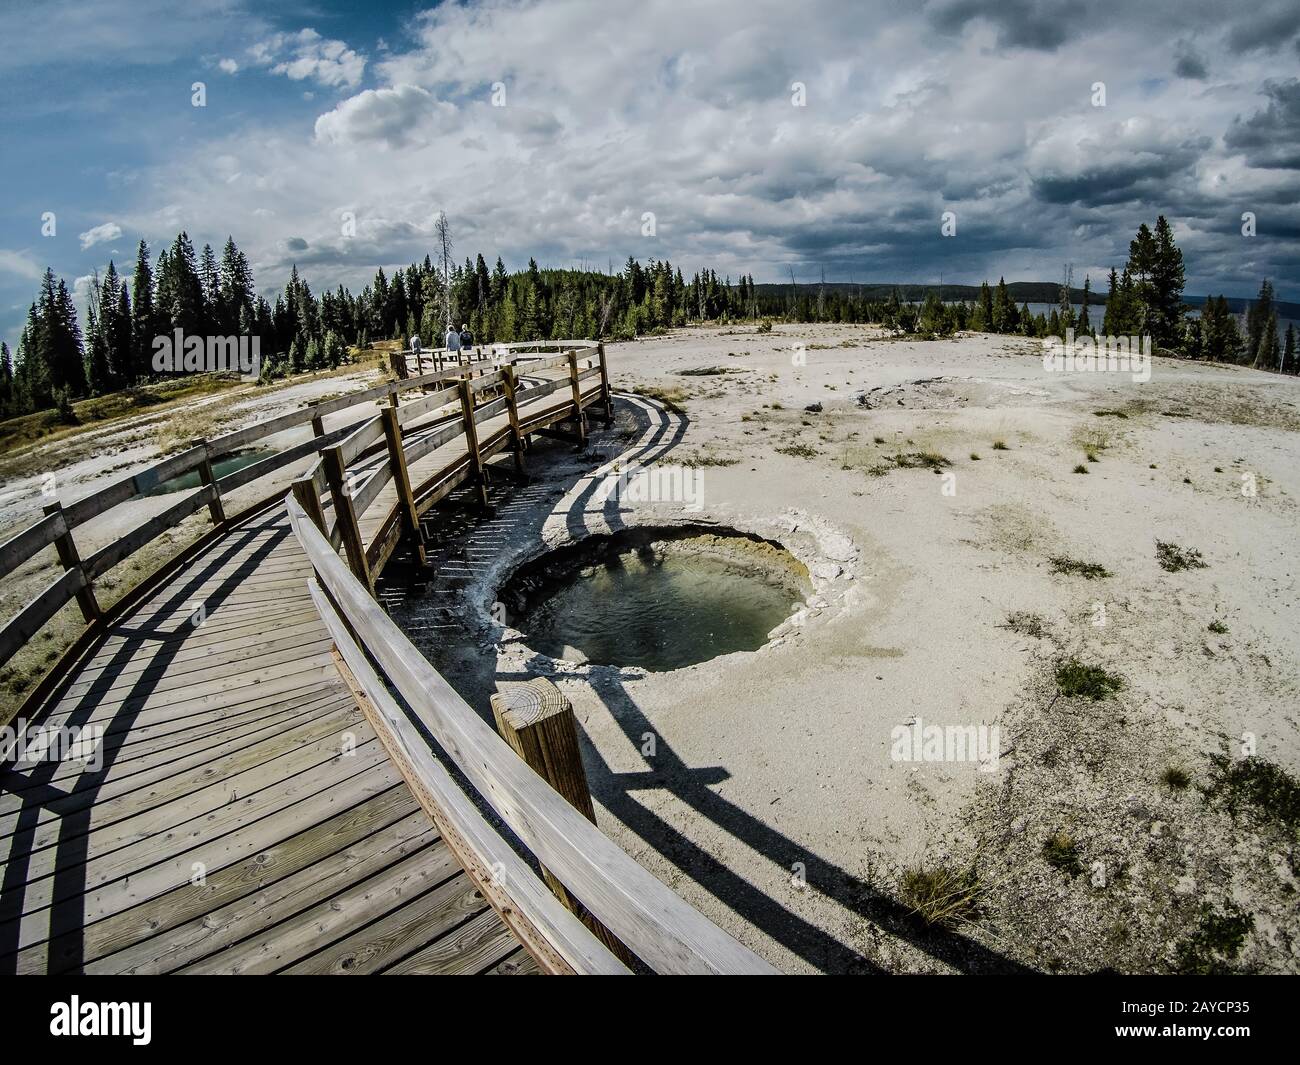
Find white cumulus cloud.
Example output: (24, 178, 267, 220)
(250, 28, 365, 89)
(78, 222, 122, 250)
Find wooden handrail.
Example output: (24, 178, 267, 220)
(286, 495, 776, 974)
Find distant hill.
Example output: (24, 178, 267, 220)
(752, 281, 1300, 319)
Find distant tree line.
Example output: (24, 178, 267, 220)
(1, 218, 1294, 421)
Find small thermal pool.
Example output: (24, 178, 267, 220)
(497, 527, 811, 672)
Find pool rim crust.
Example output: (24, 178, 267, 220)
(495, 523, 815, 673)
(472, 507, 862, 678)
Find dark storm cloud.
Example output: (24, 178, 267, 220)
(1224, 2, 1300, 53)
(1031, 140, 1211, 207)
(1173, 41, 1209, 80)
(926, 0, 1076, 50)
(1225, 79, 1300, 170)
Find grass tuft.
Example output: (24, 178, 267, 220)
(1174, 904, 1254, 975)
(899, 864, 983, 927)
(1048, 556, 1111, 580)
(1156, 540, 1207, 572)
(1042, 831, 1083, 877)
(1055, 658, 1124, 700)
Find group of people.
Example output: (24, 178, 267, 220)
(408, 324, 474, 359)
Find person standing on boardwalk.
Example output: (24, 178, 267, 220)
(445, 323, 462, 365)
(459, 322, 474, 356)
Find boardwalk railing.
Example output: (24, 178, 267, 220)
(285, 494, 776, 974)
(288, 342, 612, 591)
(0, 341, 606, 720)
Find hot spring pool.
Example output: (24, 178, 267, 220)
(497, 527, 810, 672)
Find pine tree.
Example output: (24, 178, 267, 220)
(157, 232, 205, 336)
(1149, 216, 1185, 349)
(1247, 280, 1275, 368)
(992, 278, 1013, 333)
(1284, 324, 1296, 374)
(0, 341, 12, 415)
(84, 269, 113, 395)
(199, 242, 220, 333)
(218, 237, 255, 334)
(35, 269, 87, 397)
(1101, 268, 1120, 336)
(131, 240, 157, 379)
(1078, 276, 1092, 334)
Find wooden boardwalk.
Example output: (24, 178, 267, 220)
(0, 506, 534, 976)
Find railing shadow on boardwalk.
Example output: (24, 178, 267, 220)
(0, 513, 290, 973)
(385, 394, 1037, 975)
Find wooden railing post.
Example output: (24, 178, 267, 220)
(290, 478, 327, 536)
(502, 364, 526, 474)
(597, 341, 613, 425)
(310, 412, 325, 439)
(191, 441, 226, 527)
(458, 379, 489, 509)
(323, 444, 372, 592)
(567, 350, 588, 448)
(491, 678, 635, 966)
(41, 501, 99, 622)
(381, 405, 427, 566)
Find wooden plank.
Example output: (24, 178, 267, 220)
(179, 842, 462, 974)
(383, 907, 518, 975)
(395, 386, 459, 426)
(501, 364, 526, 473)
(469, 369, 505, 394)
(13, 784, 418, 972)
(0, 511, 65, 581)
(7, 725, 380, 874)
(288, 501, 777, 975)
(400, 416, 466, 466)
(363, 509, 403, 574)
(485, 946, 542, 975)
(4, 707, 363, 856)
(517, 376, 567, 405)
(0, 691, 351, 813)
(206, 406, 316, 454)
(0, 568, 85, 667)
(217, 422, 355, 495)
(88, 806, 433, 975)
(6, 745, 392, 926)
(338, 415, 386, 465)
(473, 395, 509, 423)
(597, 340, 613, 423)
(349, 463, 392, 518)
(282, 866, 490, 974)
(567, 350, 588, 447)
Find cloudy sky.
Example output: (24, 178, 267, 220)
(2, 0, 1298, 348)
